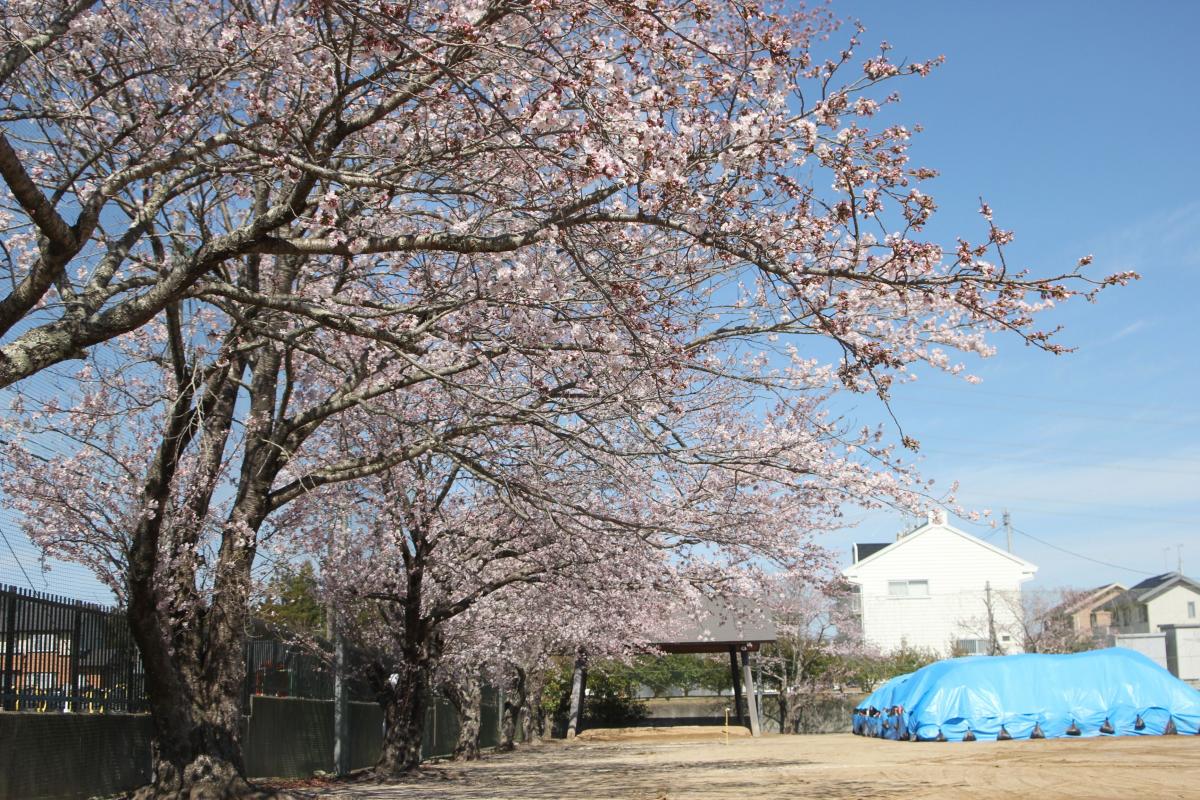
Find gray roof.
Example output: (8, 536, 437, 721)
(1128, 572, 1200, 602)
(649, 595, 777, 653)
(1099, 572, 1200, 610)
(852, 543, 891, 563)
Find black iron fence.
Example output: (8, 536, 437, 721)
(0, 584, 145, 713)
(244, 629, 336, 706)
(1, 584, 370, 714)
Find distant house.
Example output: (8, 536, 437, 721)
(1054, 582, 1126, 640)
(1102, 572, 1200, 634)
(842, 512, 1038, 657)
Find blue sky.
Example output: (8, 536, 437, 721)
(2, 2, 1197, 601)
(822, 1, 1200, 587)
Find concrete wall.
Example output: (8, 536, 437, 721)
(1162, 624, 1200, 683)
(640, 696, 733, 727)
(1114, 632, 1168, 669)
(0, 690, 497, 797)
(639, 693, 863, 735)
(0, 712, 152, 800)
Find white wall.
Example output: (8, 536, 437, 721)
(843, 524, 1036, 656)
(1147, 584, 1200, 630)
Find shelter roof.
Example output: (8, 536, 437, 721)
(649, 595, 776, 654)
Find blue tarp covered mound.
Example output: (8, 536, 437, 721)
(853, 671, 912, 737)
(851, 648, 1200, 742)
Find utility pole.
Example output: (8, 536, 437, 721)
(1178, 544, 1184, 573)
(327, 533, 349, 777)
(985, 581, 1000, 656)
(1003, 510, 1012, 554)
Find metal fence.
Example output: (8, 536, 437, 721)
(1, 584, 373, 715)
(244, 633, 336, 706)
(0, 584, 145, 713)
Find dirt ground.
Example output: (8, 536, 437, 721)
(293, 727, 1200, 800)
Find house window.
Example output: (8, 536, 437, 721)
(888, 580, 929, 598)
(956, 639, 989, 655)
(1139, 606, 1148, 623)
(1189, 601, 1196, 619)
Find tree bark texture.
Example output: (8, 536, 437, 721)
(521, 667, 546, 744)
(445, 671, 482, 761)
(127, 519, 262, 799)
(371, 622, 442, 778)
(499, 667, 526, 750)
(374, 666, 429, 778)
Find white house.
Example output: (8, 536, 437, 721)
(1102, 572, 1200, 634)
(842, 512, 1038, 656)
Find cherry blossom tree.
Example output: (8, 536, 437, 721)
(1, 0, 1130, 390)
(757, 573, 871, 734)
(1003, 587, 1097, 654)
(0, 0, 1136, 796)
(295, 449, 678, 775)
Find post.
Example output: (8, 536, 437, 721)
(69, 603, 82, 712)
(125, 645, 137, 713)
(332, 629, 349, 775)
(327, 529, 349, 774)
(1003, 510, 1012, 553)
(3, 589, 17, 711)
(567, 651, 588, 739)
(755, 656, 765, 733)
(985, 581, 1000, 655)
(728, 646, 745, 728)
(740, 649, 762, 737)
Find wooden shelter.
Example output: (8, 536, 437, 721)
(566, 597, 777, 737)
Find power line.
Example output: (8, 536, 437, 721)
(964, 504, 1197, 528)
(1011, 526, 1157, 577)
(0, 527, 35, 590)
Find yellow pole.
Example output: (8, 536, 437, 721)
(724, 707, 730, 746)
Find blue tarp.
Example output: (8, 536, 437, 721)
(851, 648, 1200, 742)
(853, 672, 912, 737)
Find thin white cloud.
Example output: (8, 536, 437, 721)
(1105, 319, 1147, 343)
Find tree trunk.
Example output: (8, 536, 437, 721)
(372, 627, 441, 779)
(135, 686, 254, 800)
(776, 691, 792, 735)
(445, 671, 482, 761)
(522, 668, 546, 744)
(127, 533, 260, 799)
(374, 667, 428, 778)
(499, 667, 526, 750)
(780, 688, 804, 735)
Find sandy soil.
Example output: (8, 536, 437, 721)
(292, 728, 1200, 800)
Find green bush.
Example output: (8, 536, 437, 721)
(541, 658, 648, 730)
